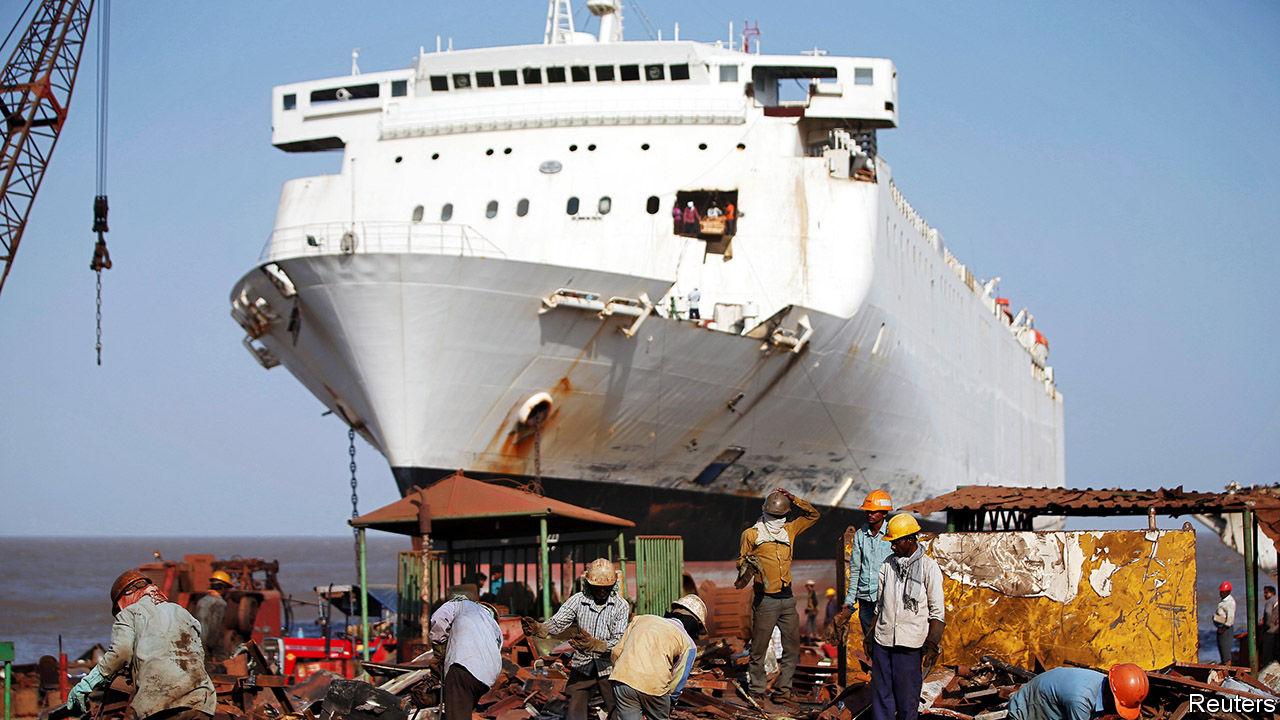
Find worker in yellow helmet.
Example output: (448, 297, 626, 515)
(194, 570, 232, 660)
(870, 514, 945, 720)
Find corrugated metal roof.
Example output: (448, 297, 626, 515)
(901, 485, 1280, 516)
(349, 470, 634, 538)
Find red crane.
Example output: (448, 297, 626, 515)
(0, 0, 98, 298)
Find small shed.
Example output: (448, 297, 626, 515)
(901, 485, 1280, 672)
(349, 471, 635, 660)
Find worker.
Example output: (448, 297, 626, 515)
(824, 588, 840, 628)
(522, 559, 630, 720)
(430, 597, 503, 720)
(687, 288, 701, 320)
(1007, 664, 1148, 720)
(706, 202, 723, 218)
(66, 570, 215, 720)
(870, 514, 944, 720)
(1215, 580, 1236, 665)
(736, 488, 820, 703)
(194, 570, 232, 660)
(725, 202, 737, 236)
(682, 201, 700, 235)
(803, 580, 819, 637)
(671, 205, 683, 234)
(1261, 585, 1278, 667)
(609, 595, 704, 720)
(835, 490, 895, 642)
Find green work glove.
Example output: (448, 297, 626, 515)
(66, 667, 105, 714)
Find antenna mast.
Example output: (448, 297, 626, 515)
(544, 0, 575, 44)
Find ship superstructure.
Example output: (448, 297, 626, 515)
(231, 0, 1064, 551)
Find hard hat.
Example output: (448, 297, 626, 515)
(1220, 581, 1232, 593)
(1107, 663, 1148, 720)
(860, 490, 893, 512)
(210, 570, 233, 587)
(882, 513, 922, 542)
(763, 491, 792, 515)
(584, 558, 617, 587)
(825, 588, 836, 597)
(805, 579, 815, 586)
(110, 570, 152, 606)
(671, 594, 707, 629)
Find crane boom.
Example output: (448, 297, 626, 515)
(0, 0, 94, 298)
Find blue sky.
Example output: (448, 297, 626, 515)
(1, 1, 1276, 535)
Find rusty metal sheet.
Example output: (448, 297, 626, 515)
(842, 530, 1197, 671)
(933, 530, 1197, 669)
(901, 485, 1280, 516)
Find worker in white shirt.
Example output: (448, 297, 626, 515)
(870, 514, 945, 720)
(1214, 581, 1236, 665)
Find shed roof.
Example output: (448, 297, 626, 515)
(349, 471, 634, 539)
(902, 485, 1280, 516)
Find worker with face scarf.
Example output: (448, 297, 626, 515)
(736, 488, 820, 703)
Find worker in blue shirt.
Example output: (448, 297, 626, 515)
(835, 490, 895, 640)
(1007, 664, 1148, 720)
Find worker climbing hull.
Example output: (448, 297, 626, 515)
(230, 6, 1065, 557)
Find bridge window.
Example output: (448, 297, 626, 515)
(391, 80, 408, 97)
(750, 65, 837, 108)
(412, 205, 424, 222)
(429, 76, 448, 91)
(595, 65, 615, 82)
(645, 64, 664, 81)
(547, 67, 566, 83)
(620, 64, 641, 81)
(670, 64, 690, 81)
(571, 66, 590, 82)
(441, 203, 453, 222)
(719, 65, 738, 82)
(855, 67, 873, 85)
(452, 73, 471, 89)
(476, 71, 495, 88)
(310, 83, 379, 103)
(499, 69, 518, 86)
(282, 93, 296, 110)
(523, 68, 542, 84)
(566, 197, 579, 215)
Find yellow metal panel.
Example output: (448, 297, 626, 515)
(842, 530, 1197, 671)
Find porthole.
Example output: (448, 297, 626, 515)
(441, 203, 453, 221)
(698, 143, 708, 150)
(598, 196, 612, 215)
(486, 200, 498, 218)
(394, 156, 403, 163)
(646, 196, 660, 214)
(517, 198, 530, 217)
(641, 143, 650, 150)
(503, 147, 512, 155)
(412, 205, 424, 222)
(567, 197, 580, 215)
(485, 148, 494, 156)
(588, 144, 597, 151)
(569, 144, 578, 152)
(431, 152, 440, 160)
(737, 143, 746, 150)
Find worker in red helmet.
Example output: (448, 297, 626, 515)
(1007, 663, 1148, 720)
(67, 570, 215, 720)
(1215, 581, 1237, 664)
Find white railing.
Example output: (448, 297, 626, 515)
(258, 221, 506, 264)
(380, 95, 749, 138)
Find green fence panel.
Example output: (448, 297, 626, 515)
(634, 535, 684, 616)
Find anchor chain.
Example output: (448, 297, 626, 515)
(94, 268, 103, 365)
(349, 428, 359, 583)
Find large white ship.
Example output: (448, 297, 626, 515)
(230, 0, 1064, 556)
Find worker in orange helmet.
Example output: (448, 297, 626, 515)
(834, 490, 895, 643)
(194, 570, 233, 660)
(1006, 663, 1149, 720)
(1214, 580, 1237, 664)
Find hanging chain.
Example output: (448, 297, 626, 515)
(349, 428, 360, 583)
(94, 269, 103, 365)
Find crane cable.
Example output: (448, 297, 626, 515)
(89, 0, 111, 365)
